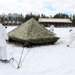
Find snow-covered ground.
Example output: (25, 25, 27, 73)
(0, 26, 75, 75)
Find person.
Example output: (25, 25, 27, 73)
(67, 29, 75, 47)
(0, 19, 9, 63)
(49, 24, 54, 32)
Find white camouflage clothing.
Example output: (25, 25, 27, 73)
(67, 29, 75, 46)
(0, 23, 9, 60)
(49, 25, 54, 32)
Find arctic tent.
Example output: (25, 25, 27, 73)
(8, 18, 59, 47)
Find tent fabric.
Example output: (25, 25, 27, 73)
(8, 18, 59, 47)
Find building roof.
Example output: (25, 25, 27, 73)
(38, 18, 72, 23)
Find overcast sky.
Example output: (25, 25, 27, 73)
(0, 0, 75, 16)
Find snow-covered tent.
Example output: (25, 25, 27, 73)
(8, 18, 59, 47)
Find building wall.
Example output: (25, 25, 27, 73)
(39, 22, 72, 27)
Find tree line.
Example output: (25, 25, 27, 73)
(0, 12, 75, 26)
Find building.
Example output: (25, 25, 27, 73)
(38, 18, 72, 27)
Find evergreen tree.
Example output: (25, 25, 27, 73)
(72, 14, 75, 26)
(54, 13, 69, 18)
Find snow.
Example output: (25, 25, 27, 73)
(0, 26, 75, 75)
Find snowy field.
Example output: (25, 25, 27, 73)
(0, 26, 75, 75)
